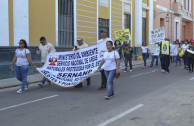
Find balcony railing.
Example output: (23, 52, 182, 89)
(172, 2, 183, 15)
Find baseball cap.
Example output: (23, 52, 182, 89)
(77, 37, 83, 41)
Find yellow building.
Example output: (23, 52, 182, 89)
(0, 0, 156, 48)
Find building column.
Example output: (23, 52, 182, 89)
(189, 0, 191, 12)
(109, 0, 112, 38)
(149, 0, 154, 43)
(0, 0, 9, 46)
(135, 0, 142, 46)
(13, 0, 29, 46)
(74, 0, 77, 45)
(186, 0, 188, 11)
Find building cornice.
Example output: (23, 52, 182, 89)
(156, 4, 194, 22)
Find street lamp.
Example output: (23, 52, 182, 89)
(165, 14, 170, 22)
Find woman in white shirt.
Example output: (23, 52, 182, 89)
(181, 40, 189, 69)
(11, 39, 36, 94)
(98, 41, 120, 100)
(141, 42, 150, 69)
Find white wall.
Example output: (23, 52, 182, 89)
(0, 0, 9, 46)
(13, 0, 29, 46)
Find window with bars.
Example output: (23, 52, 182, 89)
(58, 0, 74, 47)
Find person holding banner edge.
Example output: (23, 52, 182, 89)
(73, 37, 91, 88)
(37, 37, 56, 88)
(97, 30, 113, 90)
(98, 41, 120, 100)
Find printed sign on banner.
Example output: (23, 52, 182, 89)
(36, 41, 108, 87)
(151, 27, 165, 43)
(114, 29, 131, 44)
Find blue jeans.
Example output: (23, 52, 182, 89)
(151, 55, 159, 66)
(41, 63, 50, 84)
(183, 55, 189, 67)
(15, 65, 29, 91)
(176, 55, 181, 65)
(104, 69, 116, 95)
(142, 53, 147, 66)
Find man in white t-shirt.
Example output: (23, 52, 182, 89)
(74, 37, 91, 88)
(97, 30, 113, 90)
(37, 36, 56, 87)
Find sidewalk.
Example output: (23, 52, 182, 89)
(0, 58, 152, 89)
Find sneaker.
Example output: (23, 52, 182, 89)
(25, 81, 30, 91)
(161, 69, 165, 73)
(150, 65, 153, 67)
(124, 70, 127, 72)
(105, 94, 110, 100)
(130, 70, 132, 72)
(17, 89, 23, 94)
(143, 66, 146, 69)
(38, 83, 44, 88)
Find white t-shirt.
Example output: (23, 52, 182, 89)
(141, 46, 148, 53)
(103, 51, 120, 71)
(97, 38, 112, 44)
(97, 38, 114, 70)
(15, 48, 30, 66)
(37, 42, 56, 63)
(181, 44, 189, 51)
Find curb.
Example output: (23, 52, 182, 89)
(0, 61, 151, 89)
(0, 81, 41, 89)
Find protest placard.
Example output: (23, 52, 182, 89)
(151, 27, 165, 43)
(148, 43, 157, 53)
(36, 41, 107, 87)
(170, 44, 178, 56)
(114, 29, 131, 43)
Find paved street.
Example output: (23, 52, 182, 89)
(1, 64, 194, 126)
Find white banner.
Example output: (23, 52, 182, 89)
(151, 27, 165, 43)
(187, 49, 194, 54)
(36, 41, 107, 87)
(170, 44, 178, 56)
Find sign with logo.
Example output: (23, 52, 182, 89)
(162, 41, 169, 55)
(114, 29, 131, 44)
(36, 41, 107, 87)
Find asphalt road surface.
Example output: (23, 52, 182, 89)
(1, 64, 194, 126)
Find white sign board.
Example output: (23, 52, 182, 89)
(151, 27, 165, 43)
